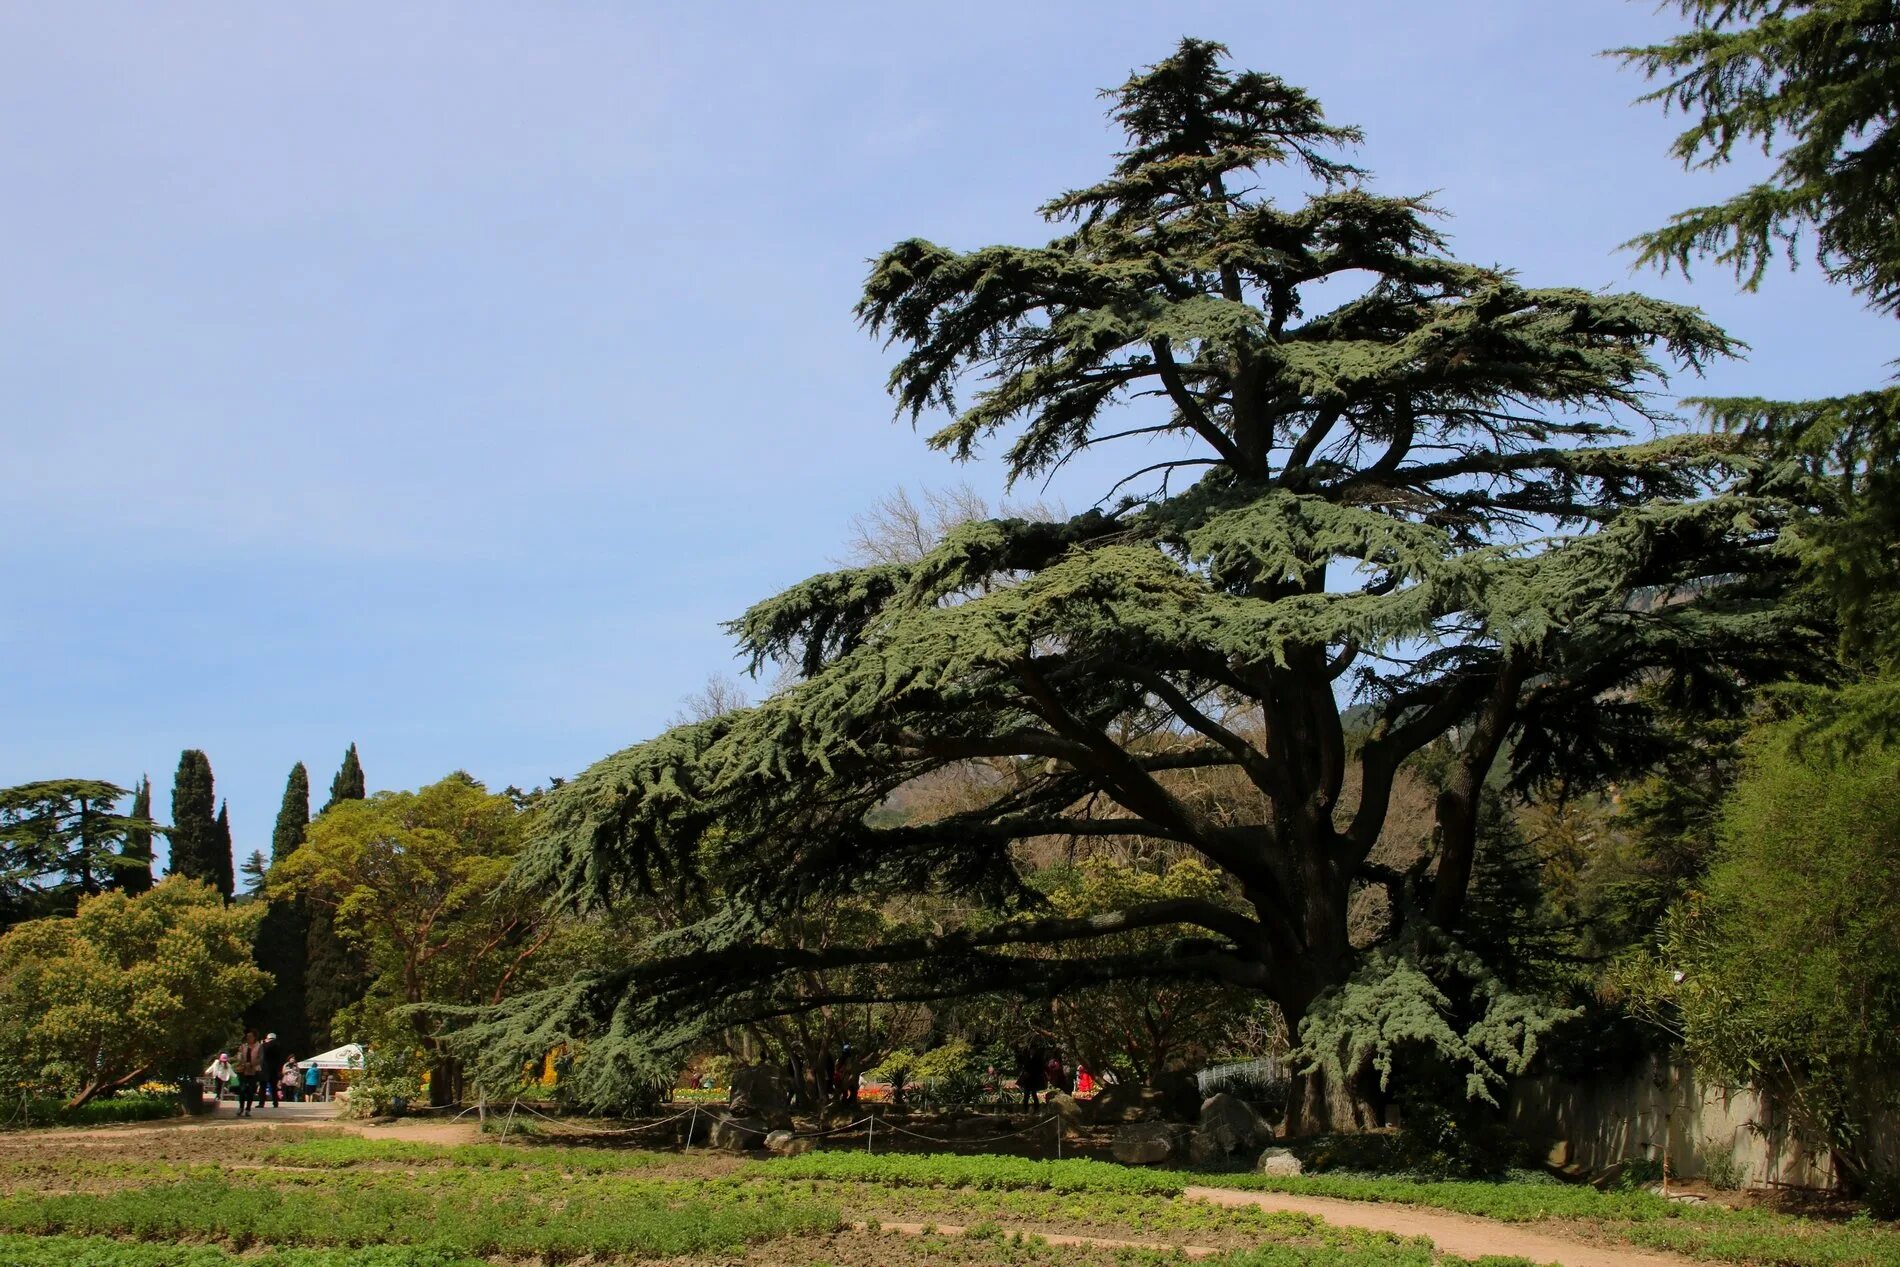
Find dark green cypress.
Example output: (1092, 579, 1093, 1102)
(324, 743, 365, 812)
(307, 744, 369, 1047)
(166, 750, 224, 895)
(214, 800, 235, 900)
(251, 764, 312, 1049)
(120, 776, 154, 896)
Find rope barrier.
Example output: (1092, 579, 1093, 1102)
(481, 1100, 1068, 1153)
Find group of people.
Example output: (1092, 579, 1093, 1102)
(1011, 1046, 1093, 1108)
(204, 1031, 320, 1113)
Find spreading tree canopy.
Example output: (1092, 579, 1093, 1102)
(1624, 1, 1900, 746)
(0, 780, 157, 919)
(486, 40, 1822, 1113)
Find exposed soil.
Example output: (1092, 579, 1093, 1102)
(1188, 1185, 1699, 1267)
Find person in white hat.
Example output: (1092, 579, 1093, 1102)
(204, 1052, 234, 1103)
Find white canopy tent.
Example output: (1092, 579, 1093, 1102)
(301, 1044, 364, 1071)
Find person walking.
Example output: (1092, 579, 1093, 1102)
(1014, 1046, 1045, 1112)
(1043, 1051, 1067, 1102)
(259, 1033, 285, 1109)
(205, 1052, 234, 1104)
(279, 1056, 299, 1103)
(304, 1060, 320, 1101)
(234, 1031, 264, 1117)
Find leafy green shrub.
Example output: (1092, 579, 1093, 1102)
(1701, 1146, 1745, 1191)
(5, 1093, 182, 1131)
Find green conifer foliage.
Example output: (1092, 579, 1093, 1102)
(120, 777, 154, 896)
(324, 743, 365, 812)
(166, 750, 226, 898)
(306, 746, 369, 1048)
(249, 763, 312, 1048)
(484, 40, 1824, 1117)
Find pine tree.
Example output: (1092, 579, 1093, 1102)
(166, 750, 226, 897)
(479, 39, 1823, 1122)
(0, 779, 155, 915)
(251, 763, 312, 1050)
(324, 743, 365, 812)
(307, 745, 369, 1047)
(121, 776, 154, 896)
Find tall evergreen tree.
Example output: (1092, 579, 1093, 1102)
(166, 750, 226, 898)
(214, 801, 235, 902)
(324, 743, 365, 812)
(307, 745, 369, 1047)
(251, 763, 312, 1050)
(273, 763, 310, 860)
(121, 776, 154, 896)
(480, 40, 1822, 1123)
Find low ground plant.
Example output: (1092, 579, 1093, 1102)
(261, 1136, 667, 1172)
(762, 1150, 1185, 1195)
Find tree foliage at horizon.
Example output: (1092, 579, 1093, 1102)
(0, 876, 266, 1108)
(477, 39, 1824, 1113)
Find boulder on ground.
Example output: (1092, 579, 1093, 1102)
(1111, 1121, 1176, 1165)
(728, 1064, 792, 1119)
(763, 1128, 814, 1156)
(1256, 1146, 1304, 1176)
(1197, 1092, 1270, 1156)
(1044, 1091, 1086, 1139)
(706, 1113, 768, 1152)
(1087, 1083, 1165, 1124)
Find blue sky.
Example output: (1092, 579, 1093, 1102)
(2, 2, 1889, 866)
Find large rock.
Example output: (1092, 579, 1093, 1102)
(1153, 1069, 1202, 1120)
(764, 1128, 815, 1156)
(728, 1064, 792, 1119)
(1044, 1091, 1086, 1140)
(1111, 1121, 1176, 1165)
(705, 1112, 768, 1152)
(1087, 1084, 1166, 1124)
(1197, 1092, 1270, 1157)
(1257, 1146, 1304, 1176)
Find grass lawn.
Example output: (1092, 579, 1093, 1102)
(0, 1125, 1892, 1266)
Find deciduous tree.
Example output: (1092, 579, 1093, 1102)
(274, 773, 559, 1106)
(0, 876, 266, 1107)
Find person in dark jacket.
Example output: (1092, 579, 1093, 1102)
(260, 1033, 286, 1109)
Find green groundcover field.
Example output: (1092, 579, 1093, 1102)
(0, 1127, 1893, 1267)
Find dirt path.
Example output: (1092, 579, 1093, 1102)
(1186, 1186, 1691, 1267)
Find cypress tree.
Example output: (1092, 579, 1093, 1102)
(121, 776, 154, 896)
(251, 763, 312, 1049)
(324, 743, 365, 812)
(307, 744, 369, 1047)
(214, 800, 235, 901)
(166, 750, 224, 896)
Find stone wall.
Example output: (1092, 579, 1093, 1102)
(1508, 1056, 1897, 1190)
